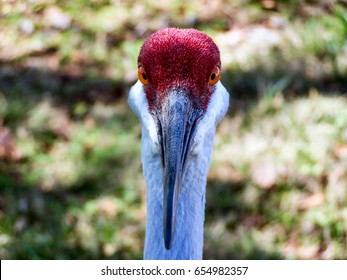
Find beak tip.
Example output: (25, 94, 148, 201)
(164, 241, 171, 250)
(164, 228, 173, 250)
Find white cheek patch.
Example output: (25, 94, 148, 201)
(191, 81, 229, 155)
(128, 81, 160, 155)
(143, 114, 160, 155)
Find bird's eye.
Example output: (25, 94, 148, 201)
(138, 66, 149, 85)
(209, 66, 220, 86)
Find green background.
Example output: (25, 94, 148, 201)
(0, 0, 347, 259)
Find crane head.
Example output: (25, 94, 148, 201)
(129, 28, 228, 251)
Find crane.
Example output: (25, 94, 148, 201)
(128, 28, 229, 259)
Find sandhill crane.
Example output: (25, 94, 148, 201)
(128, 28, 229, 259)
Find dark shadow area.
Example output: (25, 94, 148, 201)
(0, 62, 127, 108)
(223, 65, 347, 114)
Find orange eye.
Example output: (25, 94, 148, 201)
(138, 66, 149, 85)
(209, 66, 220, 86)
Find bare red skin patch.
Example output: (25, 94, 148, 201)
(138, 28, 221, 112)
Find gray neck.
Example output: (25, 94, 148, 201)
(141, 128, 215, 260)
(144, 164, 207, 259)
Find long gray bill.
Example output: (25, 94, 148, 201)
(154, 88, 203, 250)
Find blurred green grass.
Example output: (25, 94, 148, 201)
(0, 0, 347, 259)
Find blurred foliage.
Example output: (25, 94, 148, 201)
(0, 0, 347, 259)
